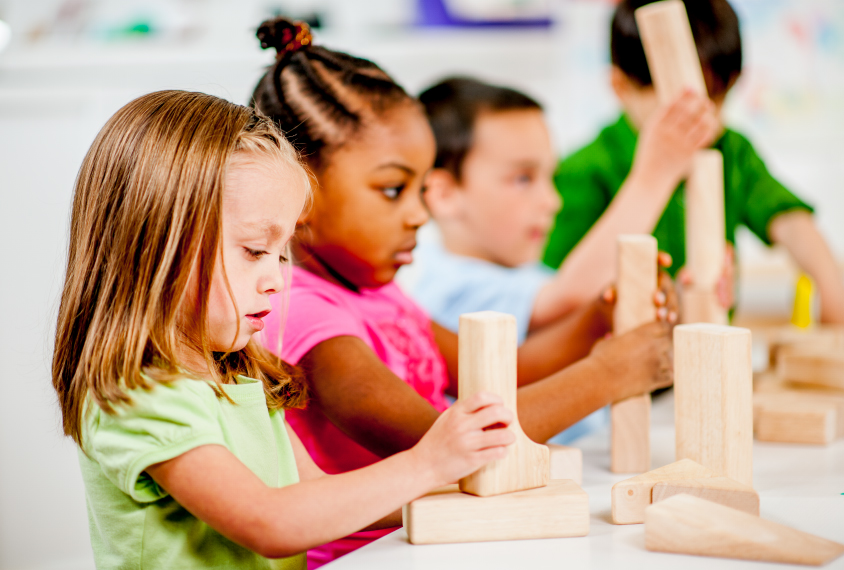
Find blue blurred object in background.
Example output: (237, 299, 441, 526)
(417, 0, 552, 27)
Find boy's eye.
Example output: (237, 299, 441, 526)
(381, 185, 404, 200)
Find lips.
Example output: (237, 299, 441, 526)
(245, 309, 270, 332)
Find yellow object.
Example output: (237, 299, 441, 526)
(791, 274, 813, 329)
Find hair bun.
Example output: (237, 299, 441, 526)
(257, 17, 312, 58)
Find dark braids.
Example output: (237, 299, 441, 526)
(251, 17, 413, 170)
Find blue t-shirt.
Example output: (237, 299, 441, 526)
(403, 225, 608, 444)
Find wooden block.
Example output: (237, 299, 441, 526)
(767, 326, 844, 368)
(779, 349, 844, 391)
(652, 477, 759, 516)
(680, 289, 727, 325)
(635, 0, 707, 105)
(754, 391, 844, 445)
(547, 444, 582, 485)
(645, 494, 844, 566)
(611, 458, 716, 525)
(403, 480, 589, 545)
(674, 324, 753, 487)
(458, 312, 549, 497)
(611, 235, 658, 473)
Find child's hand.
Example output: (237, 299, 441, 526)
(591, 321, 674, 401)
(598, 251, 678, 326)
(630, 89, 720, 193)
(410, 392, 516, 488)
(678, 243, 735, 309)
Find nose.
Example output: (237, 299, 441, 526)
(405, 188, 430, 229)
(261, 261, 286, 296)
(544, 179, 562, 214)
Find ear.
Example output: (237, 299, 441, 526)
(423, 168, 464, 220)
(609, 65, 633, 101)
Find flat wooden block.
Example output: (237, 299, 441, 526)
(674, 324, 753, 487)
(548, 444, 582, 485)
(766, 326, 844, 368)
(652, 477, 759, 516)
(611, 458, 716, 525)
(403, 479, 589, 545)
(645, 494, 844, 566)
(458, 312, 550, 497)
(754, 391, 844, 445)
(779, 350, 844, 391)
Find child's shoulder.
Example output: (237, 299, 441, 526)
(558, 115, 635, 175)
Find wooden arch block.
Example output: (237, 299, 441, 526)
(458, 312, 549, 497)
(674, 324, 753, 486)
(645, 494, 844, 566)
(611, 235, 658, 474)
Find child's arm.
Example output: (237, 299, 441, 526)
(539, 91, 718, 317)
(145, 392, 513, 559)
(769, 210, 844, 323)
(300, 321, 673, 455)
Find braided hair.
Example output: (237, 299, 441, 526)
(252, 17, 414, 170)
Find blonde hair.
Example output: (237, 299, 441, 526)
(53, 90, 311, 445)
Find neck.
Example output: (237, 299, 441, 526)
(292, 241, 361, 293)
(438, 220, 498, 265)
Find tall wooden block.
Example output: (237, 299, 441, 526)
(645, 494, 844, 566)
(403, 480, 589, 545)
(611, 235, 658, 473)
(635, 0, 707, 105)
(458, 312, 549, 497)
(674, 324, 753, 486)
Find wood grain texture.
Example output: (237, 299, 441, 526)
(754, 390, 844, 445)
(611, 235, 658, 473)
(674, 324, 754, 486)
(766, 326, 844, 369)
(458, 312, 549, 497)
(548, 444, 583, 485)
(403, 480, 589, 545)
(611, 458, 716, 525)
(652, 477, 759, 516)
(645, 494, 844, 566)
(634, 0, 707, 105)
(779, 349, 844, 391)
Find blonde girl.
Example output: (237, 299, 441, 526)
(52, 90, 514, 569)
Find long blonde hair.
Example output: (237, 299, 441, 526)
(53, 90, 310, 445)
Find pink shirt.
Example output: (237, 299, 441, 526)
(261, 266, 450, 568)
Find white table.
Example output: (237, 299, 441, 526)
(325, 392, 844, 569)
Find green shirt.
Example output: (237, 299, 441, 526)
(542, 114, 813, 275)
(79, 376, 305, 570)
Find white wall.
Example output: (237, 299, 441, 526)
(0, 1, 842, 568)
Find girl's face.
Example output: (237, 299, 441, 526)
(205, 153, 308, 353)
(298, 103, 436, 289)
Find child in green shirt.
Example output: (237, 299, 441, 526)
(543, 0, 844, 323)
(53, 89, 515, 569)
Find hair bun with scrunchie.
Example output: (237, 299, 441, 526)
(257, 17, 312, 58)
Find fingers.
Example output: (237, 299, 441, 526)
(602, 285, 616, 305)
(458, 391, 504, 414)
(658, 251, 673, 269)
(465, 402, 514, 432)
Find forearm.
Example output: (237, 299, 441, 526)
(518, 298, 611, 385)
(770, 211, 844, 323)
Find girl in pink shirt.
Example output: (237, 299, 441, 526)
(253, 17, 675, 568)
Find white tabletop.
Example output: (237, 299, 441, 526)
(325, 392, 844, 569)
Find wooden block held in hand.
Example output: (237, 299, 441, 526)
(548, 444, 583, 485)
(611, 235, 658, 473)
(674, 324, 753, 486)
(404, 480, 589, 545)
(779, 350, 844, 391)
(635, 0, 707, 105)
(611, 458, 716, 525)
(458, 312, 549, 497)
(652, 477, 759, 516)
(645, 494, 844, 566)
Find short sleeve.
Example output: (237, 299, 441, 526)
(278, 280, 370, 364)
(83, 381, 226, 503)
(726, 132, 814, 245)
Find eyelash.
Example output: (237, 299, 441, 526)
(381, 185, 405, 200)
(244, 248, 289, 263)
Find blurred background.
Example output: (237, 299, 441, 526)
(0, 0, 842, 568)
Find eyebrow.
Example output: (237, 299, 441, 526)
(241, 220, 285, 239)
(375, 162, 415, 175)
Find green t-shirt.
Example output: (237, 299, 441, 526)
(542, 114, 813, 275)
(79, 375, 305, 570)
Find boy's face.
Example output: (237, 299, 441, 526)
(431, 109, 560, 268)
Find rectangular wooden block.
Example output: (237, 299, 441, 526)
(645, 494, 844, 566)
(652, 476, 759, 516)
(779, 350, 844, 391)
(674, 324, 753, 487)
(611, 458, 715, 525)
(766, 326, 844, 368)
(611, 235, 657, 473)
(458, 312, 549, 497)
(754, 391, 844, 445)
(548, 444, 583, 485)
(403, 480, 589, 545)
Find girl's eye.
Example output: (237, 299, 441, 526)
(381, 185, 404, 200)
(244, 247, 267, 259)
(279, 254, 289, 264)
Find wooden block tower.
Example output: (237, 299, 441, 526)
(636, 0, 728, 325)
(403, 312, 589, 544)
(611, 235, 658, 473)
